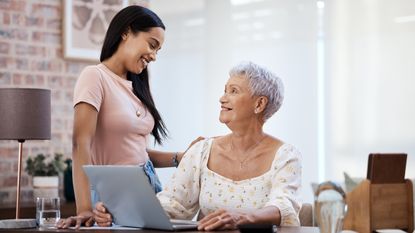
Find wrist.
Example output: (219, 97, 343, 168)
(172, 152, 179, 167)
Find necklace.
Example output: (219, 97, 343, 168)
(100, 63, 143, 118)
(230, 134, 266, 169)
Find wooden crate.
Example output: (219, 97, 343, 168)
(343, 179, 413, 233)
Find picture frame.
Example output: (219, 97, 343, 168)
(63, 0, 129, 61)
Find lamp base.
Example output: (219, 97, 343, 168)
(0, 219, 37, 229)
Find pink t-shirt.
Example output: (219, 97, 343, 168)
(73, 64, 154, 165)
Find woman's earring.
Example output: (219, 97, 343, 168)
(254, 109, 259, 114)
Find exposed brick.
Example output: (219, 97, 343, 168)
(66, 62, 86, 75)
(0, 0, 93, 205)
(55, 47, 62, 57)
(31, 3, 60, 19)
(51, 88, 61, 100)
(35, 74, 45, 86)
(0, 29, 11, 39)
(11, 13, 25, 26)
(46, 18, 60, 30)
(32, 31, 60, 45)
(0, 191, 9, 204)
(0, 41, 10, 54)
(15, 44, 47, 57)
(0, 72, 11, 85)
(0, 28, 29, 41)
(0, 160, 12, 173)
(0, 0, 26, 11)
(64, 75, 77, 88)
(15, 58, 29, 70)
(64, 90, 73, 102)
(12, 73, 22, 85)
(31, 60, 62, 72)
(0, 56, 7, 68)
(2, 12, 11, 25)
(0, 146, 26, 158)
(24, 74, 35, 85)
(2, 176, 17, 187)
(47, 75, 62, 88)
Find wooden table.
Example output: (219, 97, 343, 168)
(0, 226, 319, 233)
(0, 201, 76, 219)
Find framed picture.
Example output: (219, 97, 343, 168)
(64, 0, 129, 61)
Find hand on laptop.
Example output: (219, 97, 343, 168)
(56, 210, 94, 229)
(197, 209, 252, 231)
(94, 202, 113, 227)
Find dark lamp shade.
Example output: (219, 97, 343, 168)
(0, 88, 51, 140)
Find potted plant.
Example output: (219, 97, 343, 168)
(25, 153, 66, 199)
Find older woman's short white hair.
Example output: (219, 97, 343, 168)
(229, 61, 284, 120)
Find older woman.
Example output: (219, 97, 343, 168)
(94, 61, 302, 230)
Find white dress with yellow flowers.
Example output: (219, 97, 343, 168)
(157, 138, 302, 226)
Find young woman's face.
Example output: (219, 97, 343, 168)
(119, 27, 165, 74)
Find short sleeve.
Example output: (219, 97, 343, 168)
(73, 66, 104, 111)
(157, 139, 210, 220)
(264, 144, 302, 226)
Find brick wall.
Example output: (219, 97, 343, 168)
(0, 0, 94, 204)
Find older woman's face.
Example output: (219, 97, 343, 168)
(219, 75, 257, 125)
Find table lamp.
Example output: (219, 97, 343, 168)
(0, 88, 51, 229)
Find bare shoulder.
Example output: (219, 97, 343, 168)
(211, 135, 230, 150)
(264, 135, 284, 152)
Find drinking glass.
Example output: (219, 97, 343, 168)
(36, 197, 60, 229)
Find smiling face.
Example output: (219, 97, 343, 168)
(118, 27, 165, 75)
(219, 75, 259, 126)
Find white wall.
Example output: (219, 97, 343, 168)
(148, 0, 415, 204)
(150, 0, 320, 203)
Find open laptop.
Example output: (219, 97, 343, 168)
(83, 165, 198, 231)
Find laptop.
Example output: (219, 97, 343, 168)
(83, 165, 198, 231)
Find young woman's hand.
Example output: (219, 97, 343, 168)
(93, 202, 113, 227)
(179, 136, 205, 161)
(197, 209, 253, 231)
(56, 210, 94, 229)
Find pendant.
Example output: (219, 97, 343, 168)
(136, 110, 141, 117)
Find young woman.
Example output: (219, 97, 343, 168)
(57, 5, 198, 229)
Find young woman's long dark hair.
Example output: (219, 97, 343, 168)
(100, 5, 168, 145)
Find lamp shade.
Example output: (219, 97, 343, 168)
(0, 88, 51, 140)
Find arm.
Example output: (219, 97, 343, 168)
(198, 206, 281, 231)
(148, 136, 205, 167)
(263, 144, 302, 226)
(156, 140, 207, 219)
(147, 149, 183, 167)
(57, 103, 98, 229)
(72, 103, 98, 215)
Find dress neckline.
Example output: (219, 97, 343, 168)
(202, 138, 289, 184)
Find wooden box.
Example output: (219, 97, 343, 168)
(343, 179, 414, 233)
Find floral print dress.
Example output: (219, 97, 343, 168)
(157, 138, 302, 226)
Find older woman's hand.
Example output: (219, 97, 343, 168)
(197, 209, 253, 231)
(56, 210, 94, 229)
(93, 202, 113, 227)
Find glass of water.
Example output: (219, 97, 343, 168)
(36, 197, 61, 229)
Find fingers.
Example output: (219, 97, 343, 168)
(93, 209, 112, 226)
(93, 202, 112, 226)
(198, 209, 224, 225)
(95, 202, 106, 212)
(56, 217, 74, 229)
(75, 216, 83, 229)
(198, 209, 237, 231)
(84, 216, 95, 227)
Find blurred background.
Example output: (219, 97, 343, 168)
(0, 0, 414, 205)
